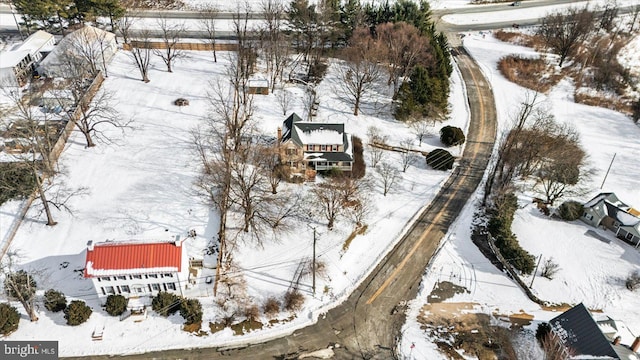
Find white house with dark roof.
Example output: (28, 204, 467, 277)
(278, 113, 353, 180)
(581, 192, 640, 248)
(84, 238, 189, 303)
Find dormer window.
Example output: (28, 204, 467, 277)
(321, 145, 327, 151)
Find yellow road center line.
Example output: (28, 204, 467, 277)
(365, 54, 488, 305)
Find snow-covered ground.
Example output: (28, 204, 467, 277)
(0, 41, 470, 355)
(400, 30, 640, 359)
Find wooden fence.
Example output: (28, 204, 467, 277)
(122, 42, 238, 51)
(0, 71, 105, 259)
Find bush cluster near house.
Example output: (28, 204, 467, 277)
(440, 126, 466, 147)
(44, 289, 67, 312)
(0, 303, 20, 335)
(104, 294, 128, 316)
(64, 300, 92, 326)
(151, 291, 181, 317)
(557, 200, 584, 221)
(425, 149, 455, 170)
(487, 193, 536, 274)
(180, 298, 203, 325)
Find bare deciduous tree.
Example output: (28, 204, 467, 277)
(376, 162, 400, 196)
(367, 126, 387, 167)
(261, 0, 289, 91)
(57, 57, 128, 148)
(538, 6, 595, 67)
(629, 4, 640, 33)
(376, 22, 431, 94)
(399, 138, 417, 172)
(275, 87, 292, 116)
(2, 251, 38, 321)
(337, 27, 382, 116)
(310, 180, 345, 230)
(155, 18, 186, 73)
(410, 118, 433, 146)
(199, 5, 220, 63)
(128, 29, 153, 82)
(67, 25, 113, 77)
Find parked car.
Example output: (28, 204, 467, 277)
(510, 1, 521, 6)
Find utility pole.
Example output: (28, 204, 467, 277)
(312, 227, 317, 297)
(600, 153, 616, 189)
(530, 254, 542, 288)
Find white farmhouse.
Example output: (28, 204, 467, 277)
(84, 238, 189, 303)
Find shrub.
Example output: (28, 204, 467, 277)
(425, 148, 454, 170)
(626, 271, 640, 291)
(64, 300, 92, 326)
(283, 290, 305, 312)
(104, 294, 128, 316)
(44, 289, 67, 312)
(0, 303, 20, 335)
(244, 304, 260, 322)
(558, 201, 584, 221)
(263, 297, 280, 318)
(179, 298, 202, 325)
(351, 136, 366, 179)
(440, 126, 466, 147)
(152, 292, 181, 317)
(540, 258, 560, 279)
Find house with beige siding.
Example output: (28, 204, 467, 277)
(278, 113, 353, 180)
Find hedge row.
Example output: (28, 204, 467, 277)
(488, 193, 536, 274)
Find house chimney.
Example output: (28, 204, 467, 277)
(87, 240, 94, 251)
(612, 336, 621, 345)
(632, 337, 640, 352)
(174, 235, 181, 247)
(277, 127, 282, 142)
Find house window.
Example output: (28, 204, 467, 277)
(307, 145, 314, 151)
(131, 275, 142, 280)
(321, 145, 327, 151)
(166, 283, 176, 291)
(163, 273, 173, 278)
(100, 287, 106, 295)
(148, 274, 158, 278)
(133, 286, 145, 294)
(151, 283, 160, 291)
(286, 148, 297, 155)
(117, 276, 127, 280)
(100, 276, 111, 282)
(105, 286, 115, 295)
(332, 145, 338, 152)
(288, 161, 297, 168)
(627, 232, 634, 241)
(120, 285, 130, 293)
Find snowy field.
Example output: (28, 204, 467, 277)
(400, 31, 640, 359)
(0, 43, 469, 355)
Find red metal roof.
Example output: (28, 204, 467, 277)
(84, 241, 183, 278)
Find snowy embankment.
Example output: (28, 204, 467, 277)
(1, 44, 469, 356)
(400, 31, 640, 359)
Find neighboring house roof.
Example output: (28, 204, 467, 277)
(0, 50, 31, 68)
(550, 303, 620, 359)
(38, 25, 115, 74)
(281, 112, 352, 160)
(585, 193, 640, 231)
(84, 239, 183, 278)
(14, 30, 55, 54)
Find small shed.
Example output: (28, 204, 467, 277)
(248, 78, 269, 95)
